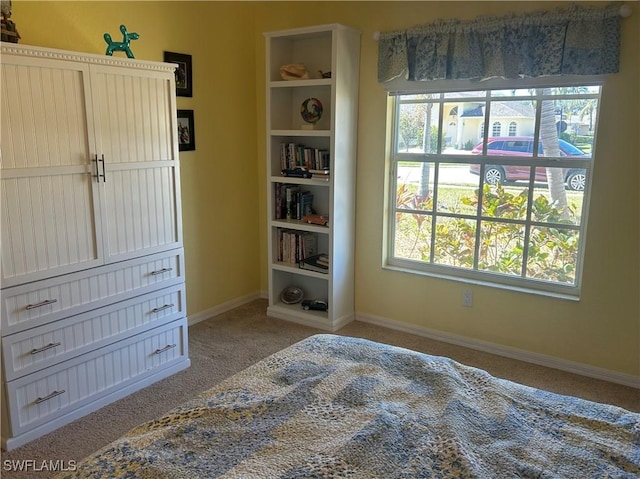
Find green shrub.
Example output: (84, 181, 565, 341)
(395, 184, 580, 284)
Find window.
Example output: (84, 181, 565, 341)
(509, 121, 517, 136)
(388, 85, 601, 297)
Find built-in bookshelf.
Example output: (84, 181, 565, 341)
(264, 24, 360, 330)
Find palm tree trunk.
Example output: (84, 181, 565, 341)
(539, 88, 569, 219)
(417, 104, 433, 201)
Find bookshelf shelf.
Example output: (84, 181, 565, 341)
(272, 262, 328, 278)
(270, 129, 331, 137)
(269, 78, 333, 88)
(269, 176, 331, 185)
(271, 219, 331, 234)
(267, 303, 331, 329)
(264, 24, 360, 331)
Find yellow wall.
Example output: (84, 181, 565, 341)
(10, 1, 639, 377)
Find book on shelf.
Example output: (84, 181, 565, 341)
(285, 185, 296, 220)
(309, 168, 330, 180)
(275, 183, 314, 220)
(299, 253, 329, 273)
(277, 230, 318, 265)
(299, 191, 314, 218)
(279, 142, 330, 171)
(311, 173, 330, 181)
(275, 183, 282, 219)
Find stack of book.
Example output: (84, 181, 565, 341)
(275, 184, 314, 220)
(299, 253, 329, 273)
(280, 142, 330, 171)
(309, 168, 330, 181)
(277, 230, 317, 265)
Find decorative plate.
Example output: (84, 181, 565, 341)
(300, 98, 323, 124)
(280, 286, 304, 304)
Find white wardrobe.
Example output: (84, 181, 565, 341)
(0, 43, 189, 450)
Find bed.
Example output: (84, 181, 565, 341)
(56, 334, 639, 478)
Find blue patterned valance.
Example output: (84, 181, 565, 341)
(378, 3, 622, 83)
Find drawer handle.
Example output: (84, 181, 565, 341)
(150, 267, 173, 276)
(151, 304, 174, 313)
(35, 389, 66, 404)
(26, 299, 58, 310)
(154, 344, 176, 355)
(30, 342, 62, 355)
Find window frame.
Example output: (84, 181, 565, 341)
(385, 80, 603, 299)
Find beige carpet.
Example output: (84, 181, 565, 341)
(2, 298, 638, 479)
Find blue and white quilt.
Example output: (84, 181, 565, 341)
(57, 334, 639, 478)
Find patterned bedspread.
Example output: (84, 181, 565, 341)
(56, 334, 639, 478)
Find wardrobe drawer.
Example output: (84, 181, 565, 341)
(5, 319, 188, 436)
(2, 284, 185, 381)
(1, 249, 184, 335)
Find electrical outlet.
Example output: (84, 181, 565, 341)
(462, 289, 473, 307)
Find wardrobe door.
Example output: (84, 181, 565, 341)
(1, 57, 104, 287)
(89, 64, 182, 264)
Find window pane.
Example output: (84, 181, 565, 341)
(474, 161, 533, 188)
(441, 102, 459, 151)
(530, 175, 584, 227)
(397, 100, 440, 154)
(491, 89, 535, 97)
(444, 91, 486, 99)
(394, 212, 432, 261)
(488, 100, 536, 143)
(543, 86, 601, 95)
(436, 163, 480, 215)
(433, 217, 476, 268)
(478, 220, 525, 276)
(527, 226, 580, 285)
(481, 183, 529, 220)
(396, 161, 434, 212)
(400, 93, 437, 101)
(537, 97, 596, 159)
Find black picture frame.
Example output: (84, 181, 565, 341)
(177, 110, 195, 151)
(164, 51, 192, 97)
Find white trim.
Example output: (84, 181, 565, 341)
(187, 292, 262, 326)
(355, 311, 640, 389)
(263, 23, 359, 39)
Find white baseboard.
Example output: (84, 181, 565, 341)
(187, 293, 638, 389)
(187, 292, 262, 326)
(355, 312, 640, 389)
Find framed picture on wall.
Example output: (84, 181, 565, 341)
(177, 109, 195, 151)
(164, 51, 193, 97)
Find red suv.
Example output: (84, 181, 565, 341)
(469, 137, 589, 191)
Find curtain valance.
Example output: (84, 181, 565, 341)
(378, 3, 622, 84)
